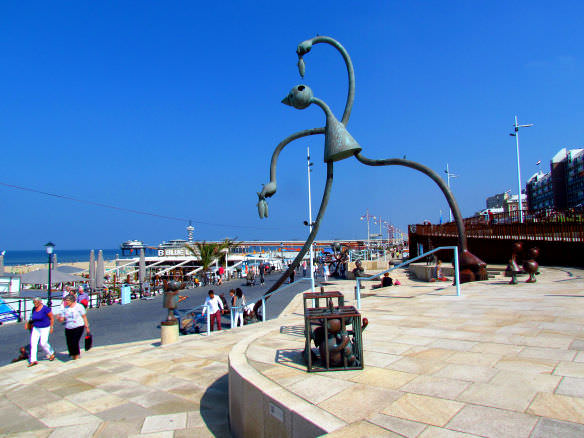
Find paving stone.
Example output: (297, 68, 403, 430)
(418, 426, 481, 437)
(527, 392, 584, 424)
(554, 361, 584, 378)
(402, 375, 470, 400)
(368, 413, 427, 436)
(141, 412, 187, 434)
(46, 419, 101, 438)
(457, 381, 537, 412)
(569, 339, 584, 351)
(555, 376, 584, 398)
(319, 384, 401, 424)
(287, 374, 354, 404)
(95, 402, 154, 422)
(530, 417, 584, 438)
(350, 366, 417, 390)
(326, 420, 402, 437)
(447, 404, 538, 438)
(381, 393, 463, 427)
(0, 401, 48, 435)
(93, 420, 142, 438)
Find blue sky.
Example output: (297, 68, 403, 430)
(1, 1, 583, 250)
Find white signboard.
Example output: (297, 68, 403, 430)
(158, 248, 189, 257)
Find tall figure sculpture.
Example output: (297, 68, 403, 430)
(256, 36, 485, 311)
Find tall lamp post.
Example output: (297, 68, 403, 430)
(360, 209, 376, 250)
(44, 242, 55, 308)
(306, 146, 315, 292)
(444, 164, 457, 222)
(509, 116, 534, 223)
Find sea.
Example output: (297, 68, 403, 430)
(2, 249, 122, 266)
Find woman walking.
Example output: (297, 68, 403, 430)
(57, 295, 90, 360)
(27, 297, 55, 367)
(234, 288, 246, 327)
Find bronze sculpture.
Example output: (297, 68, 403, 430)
(523, 247, 539, 283)
(255, 36, 486, 313)
(162, 280, 182, 324)
(505, 242, 523, 285)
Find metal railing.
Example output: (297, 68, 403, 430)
(175, 304, 211, 336)
(260, 278, 311, 322)
(355, 246, 461, 309)
(0, 297, 66, 323)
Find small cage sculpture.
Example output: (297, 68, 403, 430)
(303, 290, 366, 372)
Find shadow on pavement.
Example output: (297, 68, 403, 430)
(200, 374, 231, 437)
(275, 348, 305, 369)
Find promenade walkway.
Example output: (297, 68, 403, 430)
(1, 267, 583, 437)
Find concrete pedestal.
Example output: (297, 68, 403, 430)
(160, 322, 179, 345)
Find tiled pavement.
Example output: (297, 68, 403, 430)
(1, 266, 584, 437)
(0, 323, 244, 437)
(243, 267, 584, 437)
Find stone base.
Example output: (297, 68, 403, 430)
(160, 322, 179, 345)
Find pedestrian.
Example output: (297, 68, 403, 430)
(62, 285, 71, 300)
(259, 264, 265, 286)
(234, 288, 246, 327)
(302, 260, 307, 277)
(56, 295, 90, 360)
(202, 290, 223, 331)
(323, 263, 330, 282)
(289, 269, 295, 283)
(77, 286, 89, 308)
(27, 297, 55, 367)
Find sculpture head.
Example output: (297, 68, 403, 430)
(281, 85, 313, 109)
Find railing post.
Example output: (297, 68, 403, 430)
(453, 247, 461, 297)
(355, 279, 361, 310)
(262, 297, 266, 322)
(230, 307, 234, 328)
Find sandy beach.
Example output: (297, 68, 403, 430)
(4, 260, 117, 275)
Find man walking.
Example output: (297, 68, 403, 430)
(202, 290, 224, 331)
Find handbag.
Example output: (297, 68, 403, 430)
(84, 333, 93, 351)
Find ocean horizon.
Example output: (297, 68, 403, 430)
(2, 249, 123, 266)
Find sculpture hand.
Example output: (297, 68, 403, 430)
(257, 195, 269, 219)
(296, 40, 313, 57)
(259, 181, 277, 198)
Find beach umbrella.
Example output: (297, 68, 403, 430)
(89, 250, 95, 290)
(96, 250, 104, 289)
(139, 248, 145, 295)
(19, 269, 81, 284)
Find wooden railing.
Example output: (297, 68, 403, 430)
(411, 208, 584, 243)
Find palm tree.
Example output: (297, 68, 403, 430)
(185, 239, 237, 274)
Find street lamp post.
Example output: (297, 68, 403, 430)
(306, 146, 315, 292)
(360, 209, 376, 251)
(44, 242, 55, 308)
(509, 116, 534, 223)
(444, 164, 457, 222)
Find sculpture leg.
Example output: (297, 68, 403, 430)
(254, 162, 334, 313)
(354, 153, 467, 255)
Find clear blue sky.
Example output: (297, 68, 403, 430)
(1, 2, 583, 250)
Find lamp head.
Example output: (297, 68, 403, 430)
(281, 85, 313, 109)
(44, 241, 55, 255)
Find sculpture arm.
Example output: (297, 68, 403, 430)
(254, 161, 334, 315)
(257, 127, 324, 217)
(354, 152, 467, 254)
(297, 36, 355, 126)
